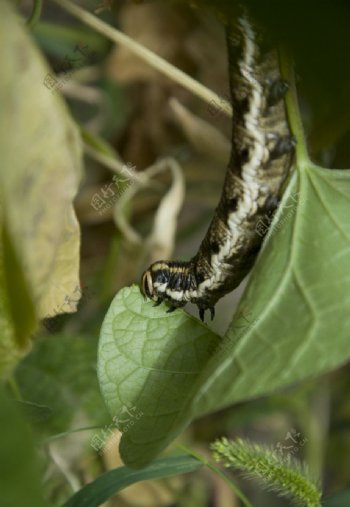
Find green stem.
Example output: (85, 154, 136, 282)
(48, 0, 232, 116)
(44, 425, 103, 443)
(279, 49, 310, 168)
(26, 0, 43, 29)
(293, 382, 330, 483)
(177, 443, 253, 507)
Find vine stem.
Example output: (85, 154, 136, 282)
(279, 48, 310, 168)
(48, 0, 232, 117)
(44, 425, 103, 443)
(176, 443, 253, 507)
(26, 0, 43, 29)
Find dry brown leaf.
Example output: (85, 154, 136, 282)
(0, 1, 82, 323)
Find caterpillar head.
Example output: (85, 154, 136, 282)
(140, 262, 172, 302)
(140, 261, 195, 305)
(140, 260, 214, 321)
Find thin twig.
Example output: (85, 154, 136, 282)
(48, 0, 232, 116)
(26, 0, 43, 29)
(45, 425, 102, 443)
(83, 143, 146, 185)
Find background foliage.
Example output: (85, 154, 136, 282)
(0, 0, 350, 506)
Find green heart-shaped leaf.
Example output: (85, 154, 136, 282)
(99, 162, 350, 468)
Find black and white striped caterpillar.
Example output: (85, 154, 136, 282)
(140, 12, 295, 321)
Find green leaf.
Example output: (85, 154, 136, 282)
(193, 165, 350, 417)
(2, 223, 36, 349)
(62, 455, 202, 507)
(0, 215, 29, 378)
(98, 161, 350, 468)
(0, 386, 47, 507)
(98, 286, 220, 467)
(16, 400, 53, 424)
(16, 334, 109, 434)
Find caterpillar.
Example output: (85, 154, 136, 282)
(140, 12, 295, 322)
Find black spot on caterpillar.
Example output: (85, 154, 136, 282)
(140, 12, 295, 322)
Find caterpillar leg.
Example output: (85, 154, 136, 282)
(265, 193, 280, 213)
(198, 306, 215, 322)
(266, 79, 289, 106)
(166, 300, 186, 314)
(268, 135, 296, 160)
